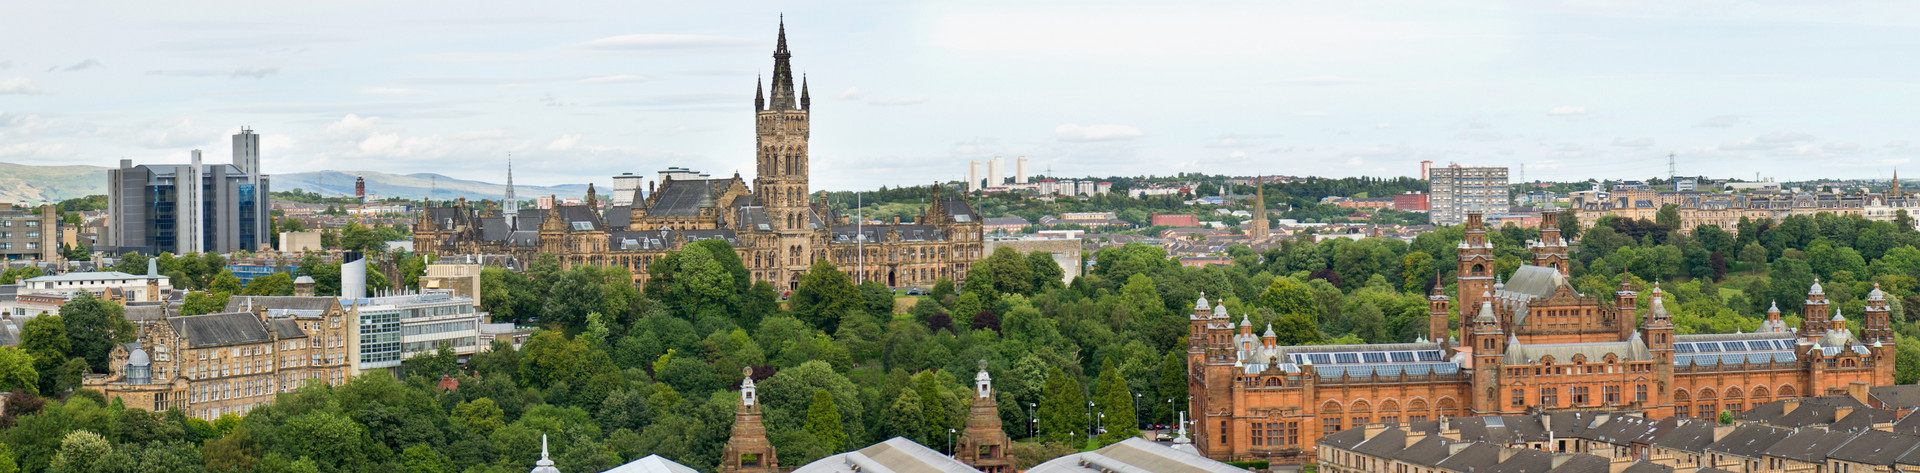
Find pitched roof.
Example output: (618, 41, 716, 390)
(1617, 461, 1674, 473)
(1762, 428, 1858, 463)
(1704, 424, 1791, 459)
(603, 455, 700, 473)
(1544, 454, 1609, 473)
(1873, 385, 1920, 409)
(1484, 448, 1555, 473)
(1351, 428, 1408, 457)
(1318, 425, 1369, 450)
(1027, 437, 1243, 473)
(647, 179, 728, 217)
(790, 437, 983, 473)
(1648, 420, 1718, 452)
(1394, 436, 1454, 467)
(1434, 443, 1505, 472)
(167, 312, 272, 348)
(1828, 430, 1920, 465)
(223, 296, 338, 313)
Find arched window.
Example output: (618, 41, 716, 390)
(1780, 384, 1798, 397)
(1264, 377, 1283, 387)
(1472, 264, 1485, 273)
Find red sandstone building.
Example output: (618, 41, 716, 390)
(1186, 211, 1896, 464)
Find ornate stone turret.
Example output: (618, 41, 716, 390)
(1760, 301, 1789, 333)
(1642, 285, 1674, 365)
(955, 362, 1015, 473)
(1801, 278, 1830, 340)
(1428, 281, 1451, 349)
(1532, 211, 1570, 275)
(1865, 283, 1893, 342)
(720, 369, 778, 473)
(1458, 212, 1496, 312)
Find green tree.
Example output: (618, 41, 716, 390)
(180, 291, 232, 316)
(1037, 367, 1088, 444)
(804, 389, 846, 452)
(241, 272, 294, 296)
(0, 347, 37, 394)
(645, 243, 741, 322)
(1027, 251, 1066, 292)
(914, 371, 955, 452)
(1400, 251, 1435, 293)
(58, 292, 135, 372)
(1738, 242, 1769, 269)
(0, 443, 18, 473)
(1260, 278, 1318, 318)
(985, 247, 1035, 295)
(792, 260, 860, 333)
(48, 430, 111, 473)
(1153, 351, 1186, 425)
(881, 388, 928, 444)
(1092, 359, 1138, 446)
(400, 444, 455, 473)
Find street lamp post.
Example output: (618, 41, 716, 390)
(948, 428, 957, 457)
(1029, 402, 1039, 440)
(1134, 393, 1142, 431)
(1087, 401, 1095, 444)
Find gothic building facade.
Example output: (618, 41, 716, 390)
(1187, 211, 1896, 464)
(413, 21, 984, 290)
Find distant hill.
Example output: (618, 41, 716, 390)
(274, 170, 590, 201)
(0, 163, 111, 204)
(0, 163, 590, 203)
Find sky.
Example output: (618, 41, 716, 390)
(4, 0, 1920, 192)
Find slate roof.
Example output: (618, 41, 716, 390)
(223, 296, 338, 314)
(268, 319, 307, 339)
(647, 179, 728, 217)
(941, 200, 978, 221)
(1872, 385, 1920, 409)
(1828, 430, 1920, 465)
(1395, 436, 1454, 467)
(1433, 443, 1505, 472)
(1649, 420, 1719, 453)
(1704, 424, 1791, 459)
(1544, 453, 1609, 473)
(1318, 424, 1369, 450)
(1829, 407, 1901, 432)
(1617, 461, 1674, 473)
(168, 312, 272, 348)
(1351, 428, 1407, 457)
(123, 304, 171, 323)
(1027, 437, 1243, 473)
(1576, 415, 1666, 446)
(1484, 448, 1554, 473)
(1762, 428, 1858, 463)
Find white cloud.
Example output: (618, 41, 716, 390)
(1054, 123, 1143, 142)
(576, 34, 753, 50)
(868, 96, 926, 106)
(0, 60, 10, 70)
(57, 59, 103, 72)
(119, 116, 215, 149)
(1228, 150, 1247, 158)
(1611, 137, 1654, 148)
(1280, 76, 1355, 86)
(1292, 111, 1328, 117)
(324, 114, 382, 139)
(1699, 115, 1742, 127)
(1456, 130, 1504, 141)
(1375, 122, 1392, 129)
(231, 67, 279, 79)
(1208, 138, 1243, 148)
(0, 141, 73, 158)
(838, 87, 860, 100)
(1825, 141, 1863, 154)
(579, 75, 651, 84)
(360, 87, 433, 96)
(1721, 131, 1815, 151)
(0, 78, 42, 95)
(1548, 106, 1587, 116)
(548, 133, 582, 151)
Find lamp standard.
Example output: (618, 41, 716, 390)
(1028, 403, 1038, 440)
(948, 428, 957, 456)
(1087, 401, 1095, 443)
(1134, 393, 1142, 431)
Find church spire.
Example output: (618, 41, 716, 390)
(504, 155, 519, 229)
(754, 75, 765, 110)
(800, 74, 810, 110)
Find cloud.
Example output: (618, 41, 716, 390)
(52, 59, 102, 72)
(0, 78, 44, 95)
(1054, 123, 1143, 142)
(838, 87, 860, 100)
(1279, 75, 1355, 86)
(547, 134, 582, 151)
(1208, 138, 1243, 148)
(324, 114, 382, 139)
(1375, 122, 1392, 129)
(1291, 111, 1328, 117)
(579, 75, 650, 84)
(868, 96, 926, 106)
(231, 67, 279, 79)
(1720, 130, 1815, 151)
(119, 116, 216, 149)
(361, 87, 433, 96)
(1455, 130, 1504, 141)
(1228, 151, 1247, 159)
(576, 34, 754, 50)
(1825, 141, 1863, 154)
(1611, 137, 1654, 148)
(0, 60, 10, 70)
(1698, 115, 1742, 127)
(594, 92, 743, 110)
(1548, 106, 1587, 116)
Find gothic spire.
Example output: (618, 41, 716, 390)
(754, 75, 765, 110)
(768, 17, 797, 110)
(504, 155, 519, 228)
(800, 74, 810, 110)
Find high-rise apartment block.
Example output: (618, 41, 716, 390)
(1015, 156, 1028, 184)
(1428, 165, 1509, 225)
(987, 157, 1004, 187)
(107, 129, 273, 255)
(0, 203, 59, 261)
(968, 161, 983, 192)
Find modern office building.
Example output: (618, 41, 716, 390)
(612, 172, 644, 206)
(0, 203, 59, 261)
(1427, 165, 1509, 225)
(346, 291, 486, 370)
(106, 128, 273, 255)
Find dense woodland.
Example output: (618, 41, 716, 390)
(2, 209, 1920, 472)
